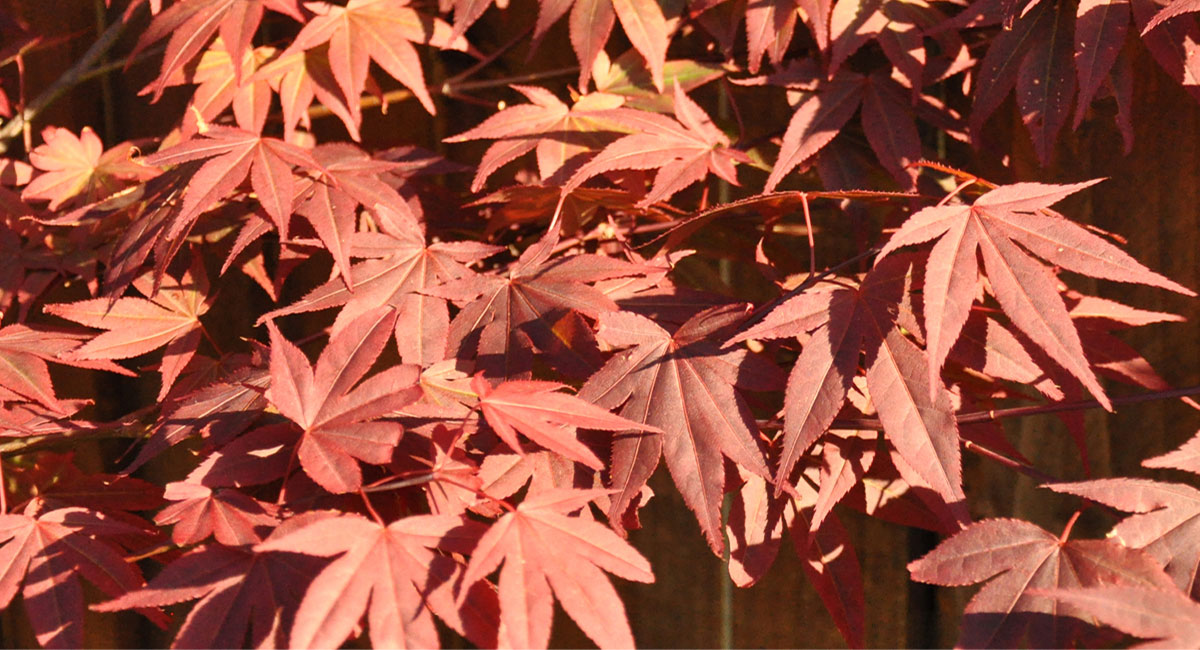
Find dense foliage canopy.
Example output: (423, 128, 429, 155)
(0, 0, 1198, 646)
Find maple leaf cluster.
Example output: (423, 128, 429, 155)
(0, 0, 1195, 647)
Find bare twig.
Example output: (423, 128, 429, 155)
(0, 6, 137, 153)
(306, 66, 580, 119)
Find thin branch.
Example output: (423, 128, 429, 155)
(307, 66, 580, 120)
(961, 439, 1060, 485)
(830, 385, 1200, 430)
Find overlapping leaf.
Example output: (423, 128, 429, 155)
(45, 268, 211, 397)
(282, 0, 469, 116)
(0, 507, 161, 649)
(909, 517, 1177, 648)
(130, 0, 303, 99)
(878, 180, 1195, 409)
(463, 488, 654, 649)
(143, 126, 323, 238)
(93, 527, 328, 648)
(257, 512, 499, 649)
(262, 201, 499, 366)
(579, 303, 783, 553)
(266, 306, 422, 492)
(731, 257, 968, 522)
(1047, 477, 1200, 600)
(436, 233, 647, 379)
(472, 373, 660, 469)
(1033, 585, 1200, 648)
(563, 86, 749, 206)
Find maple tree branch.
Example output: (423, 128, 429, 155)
(0, 7, 136, 154)
(0, 422, 146, 457)
(831, 385, 1200, 431)
(307, 66, 581, 120)
(960, 439, 1060, 485)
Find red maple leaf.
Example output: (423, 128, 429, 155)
(256, 511, 499, 648)
(731, 256, 969, 521)
(756, 64, 935, 191)
(261, 201, 500, 366)
(436, 232, 648, 379)
(472, 373, 661, 469)
(130, 0, 303, 100)
(21, 126, 157, 210)
(1031, 585, 1200, 648)
(1143, 427, 1200, 475)
(1047, 477, 1200, 600)
(0, 506, 163, 649)
(563, 86, 749, 206)
(266, 306, 422, 493)
(878, 180, 1194, 408)
(463, 487, 654, 648)
(253, 45, 362, 141)
(44, 267, 212, 398)
(579, 303, 784, 553)
(93, 523, 329, 648)
(143, 126, 323, 240)
(908, 517, 1177, 648)
(152, 39, 277, 138)
(445, 85, 625, 190)
(0, 324, 132, 413)
(126, 364, 270, 472)
(282, 0, 470, 116)
(155, 481, 279, 546)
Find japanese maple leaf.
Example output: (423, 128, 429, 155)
(152, 39, 276, 138)
(563, 86, 749, 207)
(522, 0, 671, 91)
(578, 303, 783, 553)
(256, 511, 499, 649)
(759, 65, 927, 190)
(730, 256, 968, 521)
(100, 162, 198, 298)
(437, 233, 647, 379)
(254, 45, 361, 141)
(1132, 0, 1200, 104)
(878, 180, 1195, 409)
(21, 126, 157, 210)
(472, 373, 661, 469)
(463, 488, 654, 649)
(1143, 427, 1200, 475)
(44, 267, 211, 398)
(142, 126, 323, 240)
(262, 202, 500, 366)
(0, 506, 162, 649)
(445, 86, 626, 190)
(908, 517, 1177, 648)
(1032, 585, 1200, 648)
(0, 324, 132, 413)
(828, 0, 962, 92)
(1074, 0, 1132, 131)
(741, 0, 804, 73)
(287, 145, 443, 291)
(282, 0, 470, 116)
(967, 0, 1077, 165)
(130, 0, 303, 99)
(126, 364, 270, 472)
(266, 306, 423, 493)
(93, 528, 328, 648)
(155, 481, 279, 546)
(1046, 477, 1200, 600)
